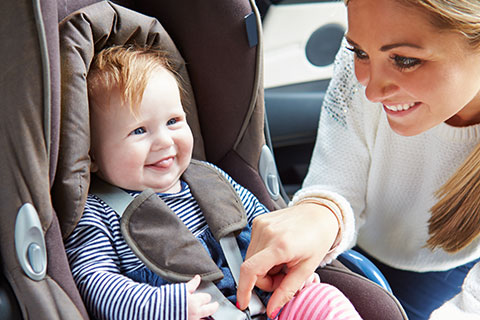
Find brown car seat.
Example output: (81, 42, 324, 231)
(0, 0, 407, 319)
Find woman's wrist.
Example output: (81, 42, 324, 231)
(295, 197, 343, 253)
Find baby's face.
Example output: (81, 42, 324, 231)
(90, 68, 193, 193)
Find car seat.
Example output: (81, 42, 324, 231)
(0, 0, 407, 319)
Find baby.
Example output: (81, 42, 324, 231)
(65, 45, 362, 320)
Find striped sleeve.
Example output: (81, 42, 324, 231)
(65, 195, 188, 320)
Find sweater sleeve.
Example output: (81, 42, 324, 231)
(429, 262, 480, 320)
(65, 198, 188, 320)
(291, 40, 382, 265)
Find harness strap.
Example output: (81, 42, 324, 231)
(89, 175, 131, 218)
(89, 169, 266, 318)
(220, 236, 266, 316)
(197, 282, 250, 320)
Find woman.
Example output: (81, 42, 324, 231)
(237, 0, 480, 319)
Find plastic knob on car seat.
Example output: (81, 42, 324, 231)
(14, 203, 47, 281)
(259, 145, 280, 200)
(267, 174, 280, 197)
(27, 243, 45, 274)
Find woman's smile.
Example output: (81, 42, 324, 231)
(383, 102, 421, 116)
(347, 0, 480, 136)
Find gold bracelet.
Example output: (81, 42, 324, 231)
(296, 197, 343, 254)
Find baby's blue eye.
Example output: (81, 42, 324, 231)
(167, 118, 178, 126)
(131, 127, 146, 135)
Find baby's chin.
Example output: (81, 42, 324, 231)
(149, 181, 182, 194)
(96, 175, 182, 194)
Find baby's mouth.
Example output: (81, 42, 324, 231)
(147, 157, 174, 169)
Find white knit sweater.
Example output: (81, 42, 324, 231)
(292, 43, 480, 272)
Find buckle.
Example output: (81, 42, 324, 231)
(245, 308, 252, 320)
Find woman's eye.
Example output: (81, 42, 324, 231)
(392, 55, 422, 70)
(131, 127, 146, 135)
(167, 118, 178, 126)
(346, 46, 368, 60)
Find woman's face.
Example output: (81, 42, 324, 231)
(346, 0, 480, 136)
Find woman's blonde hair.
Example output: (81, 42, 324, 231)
(87, 45, 180, 115)
(399, 0, 480, 49)
(345, 0, 480, 252)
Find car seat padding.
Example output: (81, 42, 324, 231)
(0, 0, 89, 317)
(318, 261, 408, 320)
(119, 160, 247, 282)
(55, 1, 205, 239)
(121, 189, 226, 282)
(90, 160, 269, 317)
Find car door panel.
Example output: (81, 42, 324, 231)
(262, 0, 346, 196)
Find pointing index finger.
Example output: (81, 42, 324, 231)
(236, 249, 281, 309)
(265, 261, 315, 317)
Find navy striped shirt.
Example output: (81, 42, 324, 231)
(65, 163, 268, 320)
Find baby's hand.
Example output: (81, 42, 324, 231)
(186, 275, 219, 320)
(299, 272, 320, 291)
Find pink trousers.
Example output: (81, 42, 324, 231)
(277, 283, 362, 320)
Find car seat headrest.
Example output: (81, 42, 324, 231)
(53, 1, 205, 239)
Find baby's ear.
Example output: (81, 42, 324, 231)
(90, 155, 99, 173)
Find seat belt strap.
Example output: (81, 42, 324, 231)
(90, 177, 266, 318)
(198, 281, 249, 320)
(219, 236, 266, 316)
(89, 177, 132, 218)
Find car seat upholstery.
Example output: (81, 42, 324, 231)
(0, 0, 407, 319)
(0, 0, 88, 318)
(55, 1, 207, 238)
(0, 0, 282, 318)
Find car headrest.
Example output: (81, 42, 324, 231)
(54, 1, 205, 238)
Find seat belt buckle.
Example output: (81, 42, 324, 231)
(245, 307, 253, 320)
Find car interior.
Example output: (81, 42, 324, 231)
(0, 0, 407, 319)
(261, 0, 347, 197)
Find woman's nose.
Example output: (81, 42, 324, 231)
(357, 63, 399, 103)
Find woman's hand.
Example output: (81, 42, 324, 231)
(186, 275, 219, 320)
(301, 272, 321, 290)
(236, 203, 339, 318)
